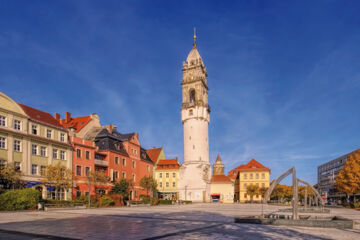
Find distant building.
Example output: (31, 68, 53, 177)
(317, 150, 358, 202)
(229, 159, 270, 203)
(155, 159, 180, 200)
(210, 155, 234, 203)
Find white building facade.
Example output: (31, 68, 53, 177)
(178, 34, 211, 202)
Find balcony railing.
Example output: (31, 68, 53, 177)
(94, 159, 108, 167)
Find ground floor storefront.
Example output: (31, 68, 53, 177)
(157, 191, 178, 200)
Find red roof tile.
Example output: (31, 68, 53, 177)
(228, 159, 270, 176)
(60, 116, 91, 133)
(146, 148, 162, 163)
(156, 159, 180, 169)
(18, 103, 64, 128)
(211, 174, 232, 183)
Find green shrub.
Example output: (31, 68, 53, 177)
(75, 195, 89, 204)
(99, 195, 115, 207)
(140, 195, 150, 201)
(352, 202, 360, 208)
(158, 200, 173, 205)
(182, 200, 192, 204)
(0, 188, 41, 211)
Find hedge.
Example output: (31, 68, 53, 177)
(0, 189, 41, 211)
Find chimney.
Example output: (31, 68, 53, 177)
(107, 124, 114, 133)
(54, 113, 60, 121)
(65, 112, 71, 123)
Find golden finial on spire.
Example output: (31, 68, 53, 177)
(193, 27, 197, 48)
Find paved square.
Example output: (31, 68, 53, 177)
(0, 204, 359, 239)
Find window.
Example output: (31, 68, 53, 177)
(159, 182, 162, 187)
(166, 173, 169, 178)
(53, 149, 58, 159)
(261, 173, 265, 179)
(85, 167, 90, 176)
(189, 109, 193, 116)
(76, 191, 81, 198)
(166, 182, 169, 187)
(250, 173, 253, 179)
(76, 149, 81, 158)
(60, 133, 65, 142)
(122, 172, 126, 179)
(85, 151, 90, 160)
(32, 144, 37, 155)
(31, 164, 38, 175)
(14, 120, 21, 130)
(0, 160, 6, 168)
(261, 183, 265, 188)
(76, 166, 81, 176)
(256, 183, 259, 186)
(134, 190, 137, 197)
(40, 166, 46, 176)
(256, 194, 259, 198)
(132, 173, 135, 182)
(132, 160, 136, 168)
(40, 146, 47, 157)
(172, 182, 176, 187)
(13, 140, 21, 152)
(159, 173, 162, 178)
(60, 150, 66, 160)
(122, 158, 126, 166)
(115, 157, 119, 164)
(46, 129, 52, 139)
(256, 173, 259, 179)
(0, 137, 6, 149)
(0, 115, 6, 126)
(244, 193, 247, 198)
(14, 162, 21, 172)
(31, 125, 37, 134)
(244, 183, 247, 188)
(147, 165, 150, 172)
(113, 171, 118, 181)
(172, 172, 176, 178)
(244, 173, 247, 179)
(189, 89, 196, 103)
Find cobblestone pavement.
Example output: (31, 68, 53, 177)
(0, 204, 359, 240)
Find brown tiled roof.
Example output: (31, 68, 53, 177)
(61, 116, 91, 132)
(211, 174, 232, 183)
(156, 159, 180, 169)
(146, 147, 162, 163)
(18, 103, 65, 129)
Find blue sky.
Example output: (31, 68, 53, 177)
(1, 0, 360, 184)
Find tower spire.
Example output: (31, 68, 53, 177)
(193, 27, 197, 48)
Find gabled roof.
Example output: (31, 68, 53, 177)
(228, 159, 270, 176)
(61, 116, 91, 133)
(211, 175, 232, 183)
(96, 128, 135, 141)
(156, 159, 180, 169)
(146, 147, 163, 164)
(18, 103, 65, 129)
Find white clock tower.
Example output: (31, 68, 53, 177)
(178, 31, 211, 202)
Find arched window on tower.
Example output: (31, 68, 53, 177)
(189, 89, 196, 103)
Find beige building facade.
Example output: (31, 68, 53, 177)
(0, 92, 72, 200)
(210, 155, 234, 203)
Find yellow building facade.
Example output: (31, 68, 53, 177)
(229, 159, 270, 203)
(154, 159, 180, 200)
(0, 92, 72, 200)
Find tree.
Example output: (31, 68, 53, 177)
(0, 163, 22, 189)
(336, 149, 360, 202)
(111, 178, 133, 203)
(246, 185, 260, 203)
(139, 176, 157, 197)
(84, 170, 109, 207)
(259, 187, 268, 200)
(43, 163, 72, 199)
